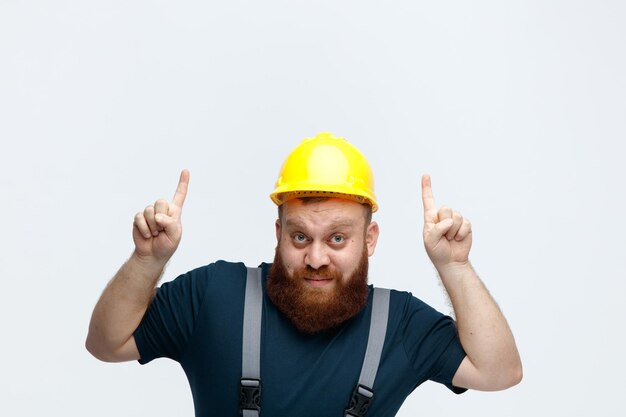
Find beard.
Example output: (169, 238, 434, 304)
(266, 245, 370, 334)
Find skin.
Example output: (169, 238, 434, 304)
(85, 170, 189, 362)
(86, 170, 522, 391)
(421, 175, 522, 390)
(274, 198, 379, 291)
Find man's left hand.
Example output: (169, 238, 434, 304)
(421, 175, 472, 271)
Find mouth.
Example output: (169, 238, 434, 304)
(304, 277, 333, 288)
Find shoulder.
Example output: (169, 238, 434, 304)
(191, 260, 248, 277)
(379, 288, 453, 337)
(380, 288, 438, 317)
(168, 260, 248, 282)
(158, 260, 250, 296)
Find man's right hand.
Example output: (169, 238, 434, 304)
(86, 169, 190, 362)
(132, 169, 190, 262)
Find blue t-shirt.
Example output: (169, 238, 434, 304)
(134, 261, 466, 416)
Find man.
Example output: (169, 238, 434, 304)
(86, 133, 522, 416)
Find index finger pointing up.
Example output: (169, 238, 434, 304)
(421, 174, 436, 220)
(172, 169, 190, 208)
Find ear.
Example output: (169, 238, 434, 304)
(275, 219, 281, 243)
(365, 221, 379, 257)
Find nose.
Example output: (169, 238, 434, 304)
(305, 241, 330, 270)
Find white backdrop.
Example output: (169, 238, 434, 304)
(2, 1, 625, 416)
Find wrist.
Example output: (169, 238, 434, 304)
(435, 260, 473, 280)
(130, 251, 169, 275)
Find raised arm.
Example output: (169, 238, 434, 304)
(85, 170, 190, 362)
(421, 174, 522, 391)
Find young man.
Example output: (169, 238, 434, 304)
(86, 133, 522, 416)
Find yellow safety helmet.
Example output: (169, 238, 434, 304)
(270, 132, 378, 212)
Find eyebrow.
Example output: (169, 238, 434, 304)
(284, 218, 357, 231)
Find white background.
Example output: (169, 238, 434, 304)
(2, 1, 625, 416)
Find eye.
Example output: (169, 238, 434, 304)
(293, 233, 308, 243)
(330, 235, 345, 244)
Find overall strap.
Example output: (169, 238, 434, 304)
(345, 287, 391, 417)
(241, 267, 263, 417)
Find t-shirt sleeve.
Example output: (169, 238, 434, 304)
(133, 264, 211, 364)
(401, 294, 467, 394)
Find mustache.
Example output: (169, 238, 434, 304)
(297, 265, 339, 280)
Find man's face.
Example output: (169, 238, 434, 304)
(267, 198, 379, 333)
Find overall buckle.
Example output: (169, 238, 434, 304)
(240, 378, 261, 415)
(344, 384, 374, 417)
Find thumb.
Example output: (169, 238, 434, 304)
(425, 218, 453, 246)
(155, 213, 179, 233)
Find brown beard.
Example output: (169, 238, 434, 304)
(266, 245, 370, 334)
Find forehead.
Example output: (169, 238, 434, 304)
(281, 198, 367, 230)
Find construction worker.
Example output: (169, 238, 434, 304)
(86, 133, 522, 416)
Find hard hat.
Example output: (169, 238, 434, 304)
(270, 132, 378, 212)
